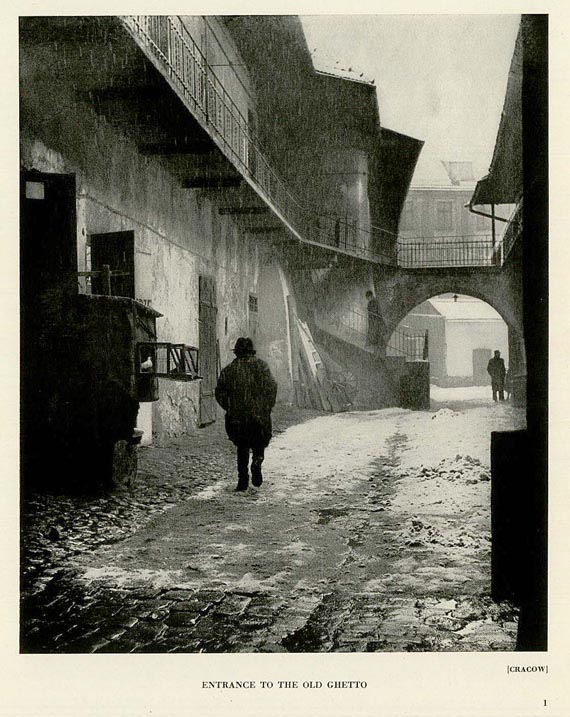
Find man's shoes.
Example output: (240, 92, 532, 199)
(235, 479, 248, 492)
(251, 464, 263, 487)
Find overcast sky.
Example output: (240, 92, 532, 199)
(301, 15, 520, 185)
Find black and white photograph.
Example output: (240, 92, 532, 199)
(8, 2, 562, 713)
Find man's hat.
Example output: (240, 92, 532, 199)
(233, 337, 256, 355)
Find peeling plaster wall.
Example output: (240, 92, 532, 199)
(21, 45, 293, 442)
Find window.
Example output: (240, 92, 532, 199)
(436, 201, 454, 231)
(25, 181, 44, 200)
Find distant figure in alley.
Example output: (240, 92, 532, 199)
(487, 349, 507, 402)
(215, 337, 278, 491)
(366, 290, 385, 351)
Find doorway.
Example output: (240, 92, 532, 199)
(473, 348, 492, 385)
(20, 170, 78, 480)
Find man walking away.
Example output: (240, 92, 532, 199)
(215, 337, 278, 491)
(487, 349, 507, 402)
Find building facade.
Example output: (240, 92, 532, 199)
(397, 161, 509, 268)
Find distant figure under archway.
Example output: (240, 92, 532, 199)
(390, 293, 512, 400)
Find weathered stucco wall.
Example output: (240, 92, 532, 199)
(446, 321, 509, 377)
(21, 41, 293, 442)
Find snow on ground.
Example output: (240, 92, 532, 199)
(65, 390, 525, 651)
(430, 384, 493, 403)
(395, 402, 524, 470)
(261, 408, 403, 504)
(388, 391, 525, 557)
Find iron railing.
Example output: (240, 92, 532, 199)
(318, 304, 428, 363)
(121, 15, 397, 265)
(397, 235, 500, 269)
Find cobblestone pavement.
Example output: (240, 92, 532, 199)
(21, 406, 318, 596)
(21, 402, 522, 653)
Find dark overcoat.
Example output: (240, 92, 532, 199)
(215, 356, 277, 448)
(487, 356, 506, 383)
(367, 297, 385, 346)
(487, 356, 507, 389)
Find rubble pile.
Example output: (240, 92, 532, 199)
(416, 455, 491, 484)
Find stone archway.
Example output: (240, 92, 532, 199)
(373, 266, 525, 374)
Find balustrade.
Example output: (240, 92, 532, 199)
(123, 16, 520, 272)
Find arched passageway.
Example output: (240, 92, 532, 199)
(372, 267, 526, 391)
(390, 293, 512, 399)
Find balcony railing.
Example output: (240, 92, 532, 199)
(397, 235, 501, 269)
(122, 16, 520, 273)
(122, 15, 397, 266)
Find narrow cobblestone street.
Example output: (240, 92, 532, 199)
(21, 391, 525, 653)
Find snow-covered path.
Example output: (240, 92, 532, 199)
(33, 390, 526, 652)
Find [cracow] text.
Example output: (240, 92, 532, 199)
(508, 666, 548, 673)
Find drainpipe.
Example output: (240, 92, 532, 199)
(466, 200, 510, 225)
(466, 200, 509, 263)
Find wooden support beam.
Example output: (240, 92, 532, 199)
(183, 177, 243, 189)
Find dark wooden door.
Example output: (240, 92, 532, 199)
(20, 171, 77, 313)
(20, 170, 77, 481)
(90, 231, 135, 298)
(473, 348, 492, 385)
(199, 276, 218, 426)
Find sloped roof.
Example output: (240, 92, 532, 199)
(224, 15, 424, 235)
(472, 22, 522, 205)
(429, 299, 503, 321)
(411, 154, 457, 187)
(371, 128, 424, 232)
(409, 300, 444, 317)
